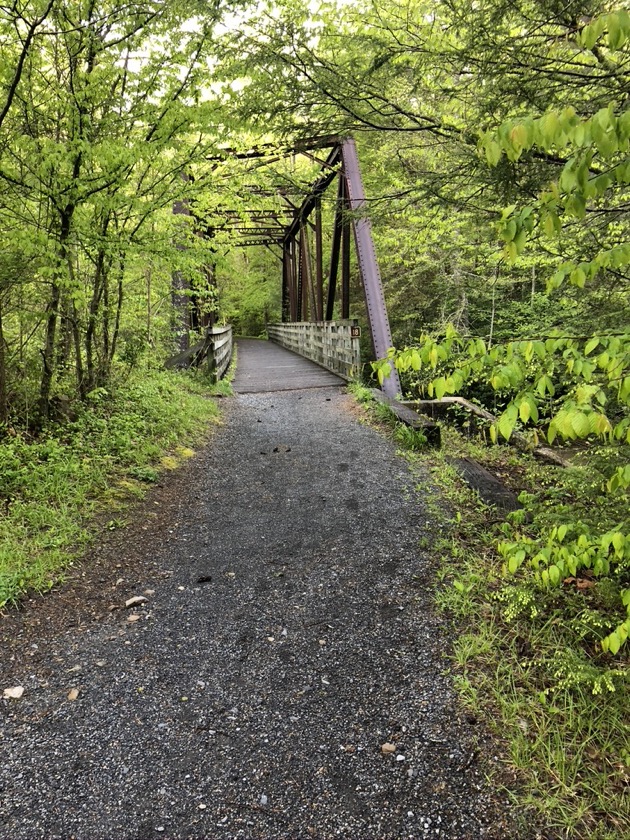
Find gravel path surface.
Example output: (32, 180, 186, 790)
(1, 385, 516, 839)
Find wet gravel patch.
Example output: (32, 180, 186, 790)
(1, 388, 516, 839)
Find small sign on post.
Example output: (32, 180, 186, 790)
(351, 325, 361, 338)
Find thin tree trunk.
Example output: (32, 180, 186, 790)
(85, 248, 107, 391)
(0, 298, 8, 424)
(71, 301, 86, 399)
(38, 282, 61, 418)
(146, 265, 152, 346)
(56, 297, 72, 372)
(40, 205, 74, 417)
(105, 259, 124, 379)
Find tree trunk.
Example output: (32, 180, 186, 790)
(39, 206, 74, 418)
(0, 297, 8, 424)
(72, 300, 86, 399)
(146, 265, 152, 346)
(101, 259, 124, 384)
(85, 248, 107, 391)
(38, 281, 61, 419)
(56, 296, 73, 372)
(110, 266, 124, 363)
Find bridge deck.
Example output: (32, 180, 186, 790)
(232, 338, 344, 393)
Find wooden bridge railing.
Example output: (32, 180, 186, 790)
(165, 325, 233, 383)
(266, 320, 361, 380)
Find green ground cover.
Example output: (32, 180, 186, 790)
(351, 383, 629, 840)
(0, 370, 221, 609)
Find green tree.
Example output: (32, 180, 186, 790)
(0, 0, 236, 423)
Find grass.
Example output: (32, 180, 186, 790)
(348, 382, 429, 450)
(351, 384, 630, 839)
(0, 368, 222, 609)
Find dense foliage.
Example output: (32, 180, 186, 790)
(1, 1, 628, 832)
(0, 0, 243, 427)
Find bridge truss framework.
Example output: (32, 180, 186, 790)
(175, 135, 401, 396)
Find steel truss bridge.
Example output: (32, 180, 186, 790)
(168, 135, 401, 397)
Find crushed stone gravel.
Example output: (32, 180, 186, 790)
(0, 387, 519, 839)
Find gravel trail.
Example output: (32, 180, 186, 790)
(0, 385, 516, 839)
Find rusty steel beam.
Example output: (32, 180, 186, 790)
(301, 222, 318, 320)
(207, 135, 344, 162)
(291, 238, 299, 322)
(282, 145, 342, 246)
(228, 228, 286, 236)
(325, 174, 344, 321)
(341, 176, 351, 320)
(282, 242, 290, 322)
(315, 197, 324, 321)
(236, 239, 283, 247)
(341, 138, 401, 397)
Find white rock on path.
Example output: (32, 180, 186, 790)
(3, 686, 24, 700)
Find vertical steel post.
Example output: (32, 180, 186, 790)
(295, 223, 304, 321)
(341, 138, 401, 397)
(315, 197, 324, 320)
(282, 242, 290, 322)
(302, 223, 317, 320)
(325, 174, 344, 321)
(341, 177, 351, 320)
(290, 239, 298, 322)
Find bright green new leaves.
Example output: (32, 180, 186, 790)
(479, 7, 629, 302)
(0, 0, 237, 417)
(499, 525, 630, 657)
(481, 103, 630, 165)
(579, 9, 630, 50)
(389, 328, 630, 445)
(385, 320, 629, 663)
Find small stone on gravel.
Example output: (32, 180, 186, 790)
(125, 596, 147, 608)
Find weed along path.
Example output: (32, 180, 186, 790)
(1, 361, 516, 838)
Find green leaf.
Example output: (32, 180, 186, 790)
(485, 141, 501, 166)
(571, 411, 591, 438)
(498, 412, 515, 440)
(607, 13, 623, 49)
(514, 229, 527, 253)
(569, 267, 586, 288)
(584, 337, 599, 355)
(434, 377, 447, 399)
(519, 399, 530, 423)
(559, 165, 577, 193)
(606, 631, 621, 656)
(612, 532, 625, 555)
